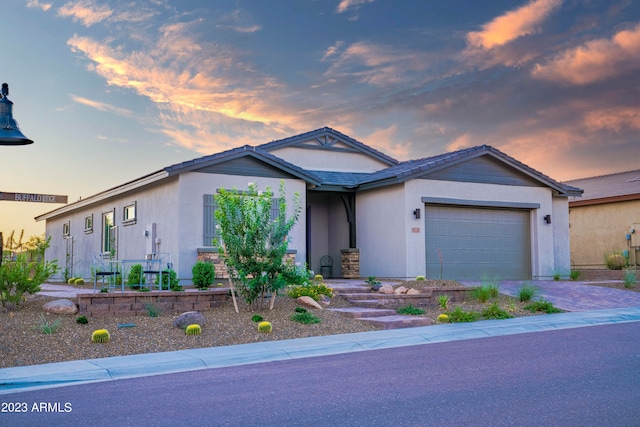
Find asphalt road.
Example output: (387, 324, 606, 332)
(2, 322, 639, 426)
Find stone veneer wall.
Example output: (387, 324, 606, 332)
(197, 249, 296, 279)
(77, 289, 229, 317)
(340, 248, 360, 279)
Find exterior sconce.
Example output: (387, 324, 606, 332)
(544, 214, 551, 224)
(413, 208, 421, 219)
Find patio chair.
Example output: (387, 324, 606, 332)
(93, 253, 122, 293)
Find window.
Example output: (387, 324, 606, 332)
(102, 211, 115, 255)
(62, 221, 70, 237)
(203, 192, 281, 247)
(123, 202, 136, 224)
(84, 214, 93, 233)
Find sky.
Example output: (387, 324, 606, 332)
(1, 0, 639, 239)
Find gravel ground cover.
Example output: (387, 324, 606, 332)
(3, 279, 632, 368)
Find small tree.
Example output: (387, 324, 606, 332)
(0, 236, 58, 309)
(215, 181, 302, 311)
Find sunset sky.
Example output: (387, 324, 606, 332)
(1, 0, 639, 239)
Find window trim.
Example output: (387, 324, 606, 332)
(102, 210, 115, 256)
(123, 202, 137, 225)
(62, 221, 70, 237)
(84, 214, 93, 233)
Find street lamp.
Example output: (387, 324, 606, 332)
(0, 83, 33, 145)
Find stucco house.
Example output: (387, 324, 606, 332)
(36, 127, 581, 282)
(566, 170, 640, 270)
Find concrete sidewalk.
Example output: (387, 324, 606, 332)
(2, 305, 640, 395)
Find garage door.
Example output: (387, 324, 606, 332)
(425, 205, 531, 280)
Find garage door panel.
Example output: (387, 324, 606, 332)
(425, 205, 531, 280)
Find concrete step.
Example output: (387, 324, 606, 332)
(329, 285, 371, 294)
(359, 315, 433, 330)
(338, 292, 380, 300)
(328, 307, 397, 318)
(346, 299, 380, 308)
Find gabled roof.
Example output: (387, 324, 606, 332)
(354, 145, 583, 196)
(258, 127, 399, 167)
(164, 144, 322, 185)
(565, 169, 640, 206)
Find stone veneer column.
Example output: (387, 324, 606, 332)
(340, 248, 360, 279)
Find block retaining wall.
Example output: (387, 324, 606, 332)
(77, 289, 229, 317)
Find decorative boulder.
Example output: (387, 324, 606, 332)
(378, 284, 394, 294)
(43, 299, 78, 315)
(394, 286, 409, 295)
(317, 294, 331, 306)
(407, 288, 420, 295)
(174, 311, 206, 329)
(297, 296, 322, 310)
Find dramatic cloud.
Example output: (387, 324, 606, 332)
(58, 0, 113, 27)
(71, 94, 134, 116)
(532, 23, 640, 85)
(336, 0, 376, 14)
(467, 0, 562, 49)
(26, 0, 52, 12)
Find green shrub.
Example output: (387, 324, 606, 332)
(446, 307, 479, 323)
(76, 315, 88, 324)
(257, 321, 273, 333)
(185, 324, 202, 335)
(605, 253, 626, 270)
(294, 306, 307, 313)
(365, 276, 381, 286)
(623, 270, 637, 288)
(415, 275, 426, 281)
(471, 286, 490, 303)
(517, 283, 539, 302)
(161, 269, 179, 288)
(524, 300, 562, 313)
(481, 302, 514, 320)
(397, 304, 425, 315)
(170, 284, 184, 292)
(570, 270, 580, 281)
(251, 314, 264, 323)
(192, 261, 215, 290)
(36, 315, 62, 334)
(286, 283, 333, 301)
(91, 329, 110, 343)
(127, 264, 145, 288)
(290, 312, 321, 324)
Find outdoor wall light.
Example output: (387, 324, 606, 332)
(544, 214, 552, 224)
(413, 208, 421, 219)
(0, 83, 33, 146)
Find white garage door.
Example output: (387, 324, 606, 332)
(425, 205, 531, 280)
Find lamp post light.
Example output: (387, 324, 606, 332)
(0, 83, 34, 146)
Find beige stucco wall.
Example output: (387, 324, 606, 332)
(356, 179, 568, 279)
(569, 199, 640, 269)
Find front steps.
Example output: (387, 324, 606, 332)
(327, 281, 435, 330)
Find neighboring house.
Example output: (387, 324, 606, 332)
(566, 170, 640, 270)
(36, 127, 582, 282)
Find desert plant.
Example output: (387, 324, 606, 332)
(570, 270, 580, 281)
(623, 269, 637, 288)
(76, 315, 88, 324)
(286, 282, 333, 301)
(437, 313, 449, 323)
(415, 275, 426, 281)
(446, 306, 479, 323)
(524, 300, 562, 313)
(67, 277, 76, 285)
(290, 311, 321, 324)
(251, 314, 264, 323)
(185, 324, 202, 335)
(294, 306, 307, 313)
(365, 276, 381, 286)
(91, 329, 110, 343)
(471, 286, 490, 303)
(74, 278, 85, 285)
(36, 315, 62, 334)
(605, 253, 627, 270)
(144, 301, 161, 317)
(0, 237, 58, 308)
(437, 294, 450, 310)
(127, 264, 145, 289)
(192, 261, 215, 290)
(313, 274, 324, 283)
(397, 304, 425, 315)
(257, 321, 273, 332)
(517, 283, 539, 302)
(481, 302, 514, 319)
